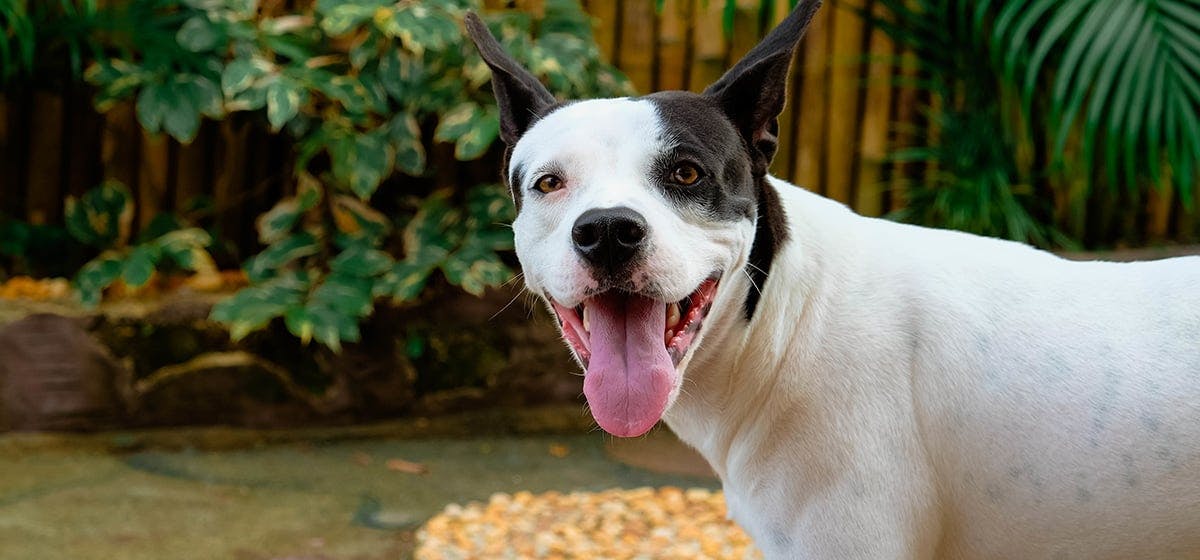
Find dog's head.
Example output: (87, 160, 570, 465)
(464, 3, 820, 437)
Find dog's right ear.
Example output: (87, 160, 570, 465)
(464, 12, 556, 146)
(703, 0, 821, 176)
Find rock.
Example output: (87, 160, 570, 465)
(0, 313, 128, 431)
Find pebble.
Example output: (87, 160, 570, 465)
(415, 487, 762, 559)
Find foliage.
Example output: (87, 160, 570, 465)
(981, 0, 1200, 205)
(871, 0, 1200, 246)
(870, 0, 1062, 246)
(76, 0, 631, 349)
(209, 176, 515, 350)
(64, 181, 218, 306)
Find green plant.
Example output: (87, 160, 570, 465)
(0, 0, 135, 85)
(83, 0, 631, 349)
(981, 0, 1200, 204)
(67, 181, 217, 306)
(871, 0, 1199, 246)
(870, 0, 1063, 246)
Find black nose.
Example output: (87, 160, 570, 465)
(572, 206, 648, 272)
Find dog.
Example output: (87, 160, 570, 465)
(465, 4, 1200, 558)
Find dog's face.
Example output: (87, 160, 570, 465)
(510, 95, 755, 436)
(464, 2, 820, 437)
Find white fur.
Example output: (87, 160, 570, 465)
(513, 100, 1200, 559)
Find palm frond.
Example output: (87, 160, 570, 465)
(993, 0, 1200, 205)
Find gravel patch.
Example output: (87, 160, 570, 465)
(416, 487, 762, 559)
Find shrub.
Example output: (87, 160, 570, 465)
(74, 0, 634, 349)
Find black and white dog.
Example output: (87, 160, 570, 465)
(466, 4, 1200, 558)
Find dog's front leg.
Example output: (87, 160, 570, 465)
(710, 407, 945, 560)
(733, 483, 940, 560)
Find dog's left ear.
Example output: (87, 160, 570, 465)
(463, 12, 557, 146)
(703, 0, 822, 176)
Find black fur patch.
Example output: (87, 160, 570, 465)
(645, 91, 756, 223)
(744, 178, 788, 320)
(644, 91, 788, 321)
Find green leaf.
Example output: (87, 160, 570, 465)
(257, 198, 303, 244)
(74, 253, 124, 307)
(162, 81, 202, 143)
(179, 74, 225, 119)
(441, 245, 511, 297)
(330, 244, 394, 277)
(211, 273, 310, 341)
(388, 112, 425, 175)
(332, 194, 390, 240)
(177, 15, 221, 52)
(244, 232, 321, 282)
(153, 228, 215, 271)
(454, 108, 500, 160)
(466, 183, 517, 224)
(377, 259, 435, 302)
(121, 245, 158, 288)
(403, 191, 459, 263)
(349, 30, 379, 69)
(349, 129, 394, 199)
(320, 4, 375, 36)
(135, 83, 169, 133)
(221, 58, 261, 97)
(64, 181, 134, 249)
(434, 102, 484, 143)
(283, 305, 316, 344)
(312, 272, 375, 317)
(301, 299, 361, 351)
(229, 83, 268, 112)
(267, 78, 303, 131)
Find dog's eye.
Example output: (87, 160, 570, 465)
(670, 163, 702, 186)
(535, 174, 564, 194)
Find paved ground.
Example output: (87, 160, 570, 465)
(0, 424, 716, 560)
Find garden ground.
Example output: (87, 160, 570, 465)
(0, 407, 717, 560)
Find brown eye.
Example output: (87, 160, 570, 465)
(535, 174, 564, 194)
(670, 163, 702, 186)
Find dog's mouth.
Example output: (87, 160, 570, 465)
(550, 277, 719, 437)
(552, 278, 720, 368)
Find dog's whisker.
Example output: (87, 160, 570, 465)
(501, 271, 525, 287)
(742, 268, 763, 296)
(489, 289, 527, 321)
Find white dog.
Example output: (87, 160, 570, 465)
(466, 4, 1200, 558)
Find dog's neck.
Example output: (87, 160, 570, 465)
(663, 178, 854, 478)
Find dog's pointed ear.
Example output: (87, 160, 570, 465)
(464, 12, 556, 146)
(703, 0, 822, 175)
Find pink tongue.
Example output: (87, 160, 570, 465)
(583, 292, 676, 437)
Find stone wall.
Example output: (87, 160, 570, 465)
(0, 286, 580, 431)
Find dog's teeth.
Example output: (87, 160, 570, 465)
(582, 306, 591, 332)
(667, 303, 681, 328)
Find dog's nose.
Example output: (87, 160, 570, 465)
(572, 206, 648, 271)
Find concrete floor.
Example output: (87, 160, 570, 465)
(0, 427, 716, 560)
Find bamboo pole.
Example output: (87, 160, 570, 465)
(655, 0, 689, 92)
(688, 0, 727, 93)
(619, 0, 657, 93)
(138, 131, 171, 231)
(792, 0, 832, 193)
(772, 0, 798, 180)
(823, 0, 867, 205)
(589, 0, 621, 66)
(175, 124, 212, 213)
(855, 0, 893, 217)
(888, 48, 918, 212)
(26, 92, 64, 224)
(100, 101, 141, 195)
(0, 93, 9, 214)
